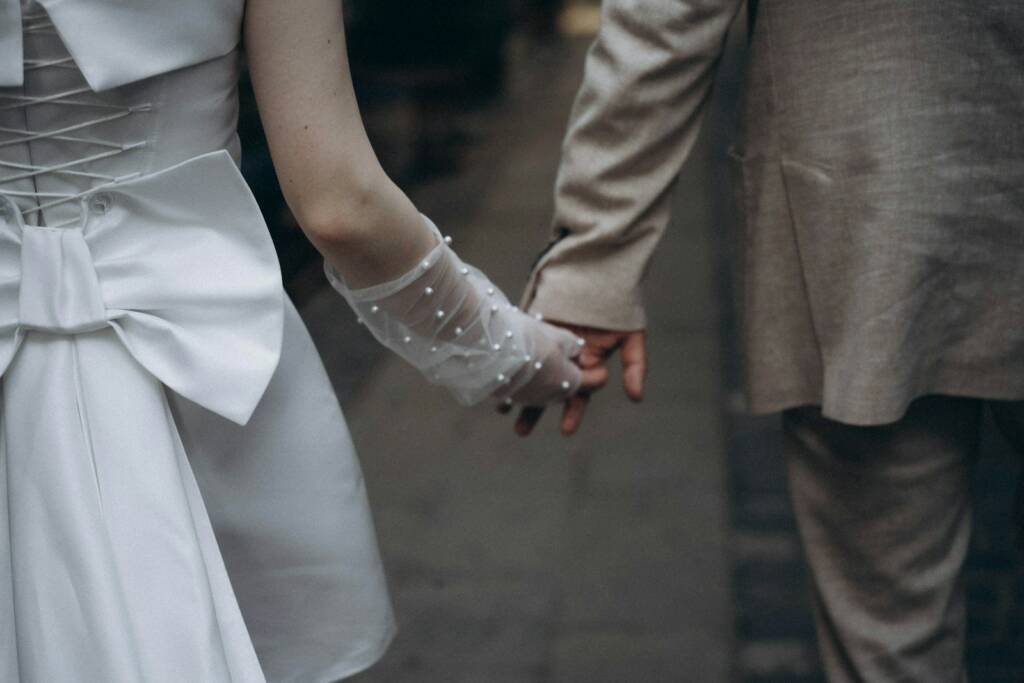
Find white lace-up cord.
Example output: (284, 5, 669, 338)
(0, 11, 152, 227)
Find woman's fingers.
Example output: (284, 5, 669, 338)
(579, 364, 609, 392)
(515, 405, 546, 436)
(511, 364, 604, 435)
(515, 396, 590, 436)
(560, 394, 589, 435)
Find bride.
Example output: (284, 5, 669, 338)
(0, 0, 596, 680)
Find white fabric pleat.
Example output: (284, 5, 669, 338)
(0, 395, 19, 682)
(2, 330, 265, 681)
(173, 301, 397, 683)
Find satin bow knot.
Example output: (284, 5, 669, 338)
(19, 225, 108, 334)
(0, 151, 284, 425)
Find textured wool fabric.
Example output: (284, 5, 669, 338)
(782, 397, 1024, 682)
(523, 0, 1024, 426)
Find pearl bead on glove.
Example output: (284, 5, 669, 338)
(325, 215, 583, 406)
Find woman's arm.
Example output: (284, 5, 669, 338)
(243, 0, 587, 409)
(243, 0, 434, 288)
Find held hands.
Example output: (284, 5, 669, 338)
(500, 322, 647, 436)
(494, 316, 587, 407)
(323, 213, 631, 416)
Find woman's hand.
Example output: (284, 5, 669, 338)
(326, 217, 588, 407)
(502, 323, 646, 436)
(495, 316, 585, 407)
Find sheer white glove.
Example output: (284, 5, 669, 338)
(325, 216, 583, 406)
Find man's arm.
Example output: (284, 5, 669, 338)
(523, 0, 744, 331)
(514, 0, 743, 435)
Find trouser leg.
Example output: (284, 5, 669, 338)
(987, 401, 1024, 552)
(783, 396, 981, 682)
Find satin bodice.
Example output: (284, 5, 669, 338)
(0, 0, 242, 228)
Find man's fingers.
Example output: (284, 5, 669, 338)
(579, 364, 609, 392)
(621, 331, 647, 401)
(514, 390, 592, 436)
(507, 321, 644, 435)
(577, 347, 605, 369)
(560, 394, 589, 435)
(515, 405, 546, 436)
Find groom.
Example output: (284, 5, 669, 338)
(517, 0, 1024, 680)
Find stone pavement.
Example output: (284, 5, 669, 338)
(300, 32, 732, 683)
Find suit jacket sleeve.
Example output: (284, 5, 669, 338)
(521, 0, 743, 330)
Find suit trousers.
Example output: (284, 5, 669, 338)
(783, 396, 1024, 682)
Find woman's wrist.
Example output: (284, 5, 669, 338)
(326, 215, 582, 406)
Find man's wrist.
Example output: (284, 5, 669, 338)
(524, 271, 647, 332)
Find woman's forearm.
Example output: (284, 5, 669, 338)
(243, 0, 435, 288)
(243, 0, 586, 408)
(297, 167, 436, 289)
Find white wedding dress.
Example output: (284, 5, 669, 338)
(0, 2, 395, 681)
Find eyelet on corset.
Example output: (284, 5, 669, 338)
(89, 192, 114, 215)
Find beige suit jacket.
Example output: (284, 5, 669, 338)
(523, 0, 743, 332)
(524, 0, 1024, 425)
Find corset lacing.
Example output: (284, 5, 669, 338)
(0, 9, 152, 227)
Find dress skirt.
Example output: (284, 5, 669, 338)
(0, 152, 395, 682)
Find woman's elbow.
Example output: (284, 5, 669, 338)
(291, 173, 382, 248)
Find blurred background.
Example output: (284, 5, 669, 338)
(238, 1, 1024, 681)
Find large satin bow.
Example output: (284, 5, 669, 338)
(0, 150, 283, 425)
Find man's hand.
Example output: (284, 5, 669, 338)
(501, 323, 646, 436)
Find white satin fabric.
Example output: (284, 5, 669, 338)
(0, 0, 243, 90)
(0, 3, 395, 681)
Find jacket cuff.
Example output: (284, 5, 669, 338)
(521, 259, 647, 331)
